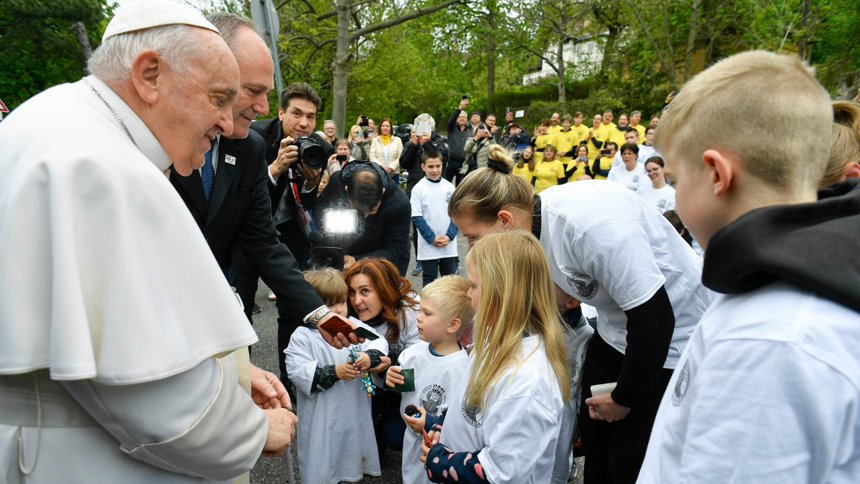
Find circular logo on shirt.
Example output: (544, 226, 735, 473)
(420, 384, 446, 414)
(657, 199, 668, 209)
(461, 399, 485, 428)
(445, 192, 451, 203)
(672, 359, 690, 406)
(568, 273, 598, 300)
(632, 175, 640, 184)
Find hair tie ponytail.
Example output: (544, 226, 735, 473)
(487, 159, 511, 174)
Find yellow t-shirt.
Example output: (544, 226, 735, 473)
(571, 124, 590, 146)
(593, 122, 616, 146)
(552, 129, 578, 165)
(533, 159, 566, 193)
(533, 133, 553, 164)
(512, 163, 535, 182)
(609, 126, 629, 149)
(592, 156, 613, 180)
(546, 125, 562, 136)
(566, 158, 594, 182)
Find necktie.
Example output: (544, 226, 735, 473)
(201, 138, 216, 201)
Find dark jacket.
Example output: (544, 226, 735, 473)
(400, 132, 447, 197)
(168, 130, 325, 323)
(702, 178, 860, 313)
(446, 108, 472, 164)
(314, 160, 412, 276)
(250, 117, 334, 224)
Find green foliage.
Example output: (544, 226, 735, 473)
(0, 0, 109, 111)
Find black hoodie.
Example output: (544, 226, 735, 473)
(314, 160, 411, 276)
(702, 179, 860, 313)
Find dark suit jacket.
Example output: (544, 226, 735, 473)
(249, 118, 333, 240)
(168, 130, 324, 320)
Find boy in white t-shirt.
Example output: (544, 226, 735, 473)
(410, 148, 459, 287)
(384, 276, 475, 484)
(285, 269, 389, 484)
(638, 51, 860, 483)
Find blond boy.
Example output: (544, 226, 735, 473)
(385, 276, 475, 484)
(638, 51, 860, 483)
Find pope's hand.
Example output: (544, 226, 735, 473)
(262, 408, 297, 457)
(316, 312, 363, 350)
(250, 363, 291, 410)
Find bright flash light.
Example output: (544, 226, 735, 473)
(323, 209, 359, 234)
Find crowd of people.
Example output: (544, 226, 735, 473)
(1, 2, 860, 484)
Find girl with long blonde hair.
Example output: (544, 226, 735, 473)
(420, 231, 568, 484)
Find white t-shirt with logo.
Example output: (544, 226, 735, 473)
(539, 181, 714, 368)
(638, 281, 860, 484)
(637, 184, 676, 213)
(439, 335, 565, 484)
(410, 177, 458, 261)
(607, 162, 649, 192)
(553, 317, 594, 483)
(397, 342, 470, 484)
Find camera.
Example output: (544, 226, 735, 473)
(291, 135, 327, 170)
(359, 115, 369, 127)
(600, 149, 611, 156)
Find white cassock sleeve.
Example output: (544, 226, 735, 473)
(59, 356, 267, 480)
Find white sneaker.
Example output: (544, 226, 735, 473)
(268, 289, 277, 301)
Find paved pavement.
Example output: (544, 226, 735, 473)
(249, 234, 584, 483)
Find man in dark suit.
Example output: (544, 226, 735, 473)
(169, 14, 344, 383)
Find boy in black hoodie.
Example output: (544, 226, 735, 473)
(638, 51, 860, 483)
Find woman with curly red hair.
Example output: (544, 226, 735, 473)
(344, 258, 420, 458)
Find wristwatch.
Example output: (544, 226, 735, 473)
(306, 306, 331, 329)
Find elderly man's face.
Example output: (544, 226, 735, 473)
(551, 113, 559, 125)
(457, 112, 467, 127)
(160, 29, 238, 175)
(324, 121, 336, 138)
(229, 27, 274, 140)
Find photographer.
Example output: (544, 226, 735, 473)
(461, 123, 496, 174)
(592, 141, 618, 180)
(314, 161, 411, 276)
(249, 83, 334, 269)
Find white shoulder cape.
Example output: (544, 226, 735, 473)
(0, 78, 258, 384)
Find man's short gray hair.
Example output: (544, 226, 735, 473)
(206, 12, 263, 52)
(324, 120, 336, 127)
(88, 25, 203, 83)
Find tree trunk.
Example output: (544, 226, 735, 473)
(557, 35, 566, 104)
(798, 0, 810, 60)
(684, 0, 700, 82)
(331, 0, 351, 137)
(599, 25, 619, 78)
(662, 4, 678, 88)
(487, 7, 496, 115)
(73, 21, 92, 67)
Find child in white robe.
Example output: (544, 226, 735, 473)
(385, 276, 476, 484)
(285, 268, 389, 484)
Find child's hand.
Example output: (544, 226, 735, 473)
(403, 406, 426, 434)
(385, 366, 404, 388)
(353, 351, 371, 371)
(369, 356, 391, 374)
(420, 429, 441, 463)
(336, 362, 359, 381)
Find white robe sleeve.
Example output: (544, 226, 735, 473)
(59, 357, 267, 480)
(285, 329, 323, 398)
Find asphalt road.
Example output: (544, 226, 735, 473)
(249, 234, 584, 483)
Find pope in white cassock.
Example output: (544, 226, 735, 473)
(0, 2, 301, 482)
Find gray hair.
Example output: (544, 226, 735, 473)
(88, 25, 204, 83)
(413, 113, 436, 131)
(324, 120, 336, 127)
(206, 12, 263, 52)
